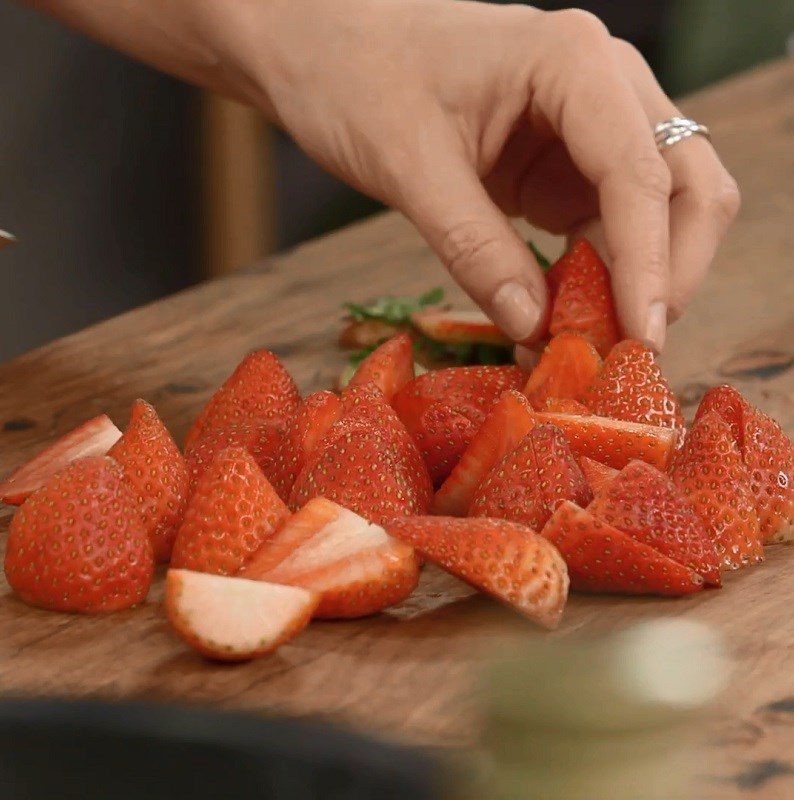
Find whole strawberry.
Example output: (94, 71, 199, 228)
(4, 456, 154, 613)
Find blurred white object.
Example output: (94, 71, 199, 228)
(0, 229, 15, 250)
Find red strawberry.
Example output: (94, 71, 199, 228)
(170, 447, 290, 575)
(470, 424, 592, 530)
(401, 402, 476, 486)
(392, 365, 525, 431)
(670, 411, 763, 570)
(578, 456, 619, 496)
(433, 390, 536, 516)
(695, 385, 794, 543)
(108, 399, 189, 562)
(241, 497, 420, 618)
(588, 460, 721, 585)
(583, 339, 684, 432)
(546, 239, 620, 357)
(542, 398, 589, 414)
(537, 412, 677, 471)
(523, 333, 602, 410)
(268, 391, 342, 500)
(347, 332, 415, 401)
(4, 456, 154, 612)
(0, 414, 122, 505)
(385, 516, 569, 629)
(410, 309, 510, 346)
(165, 569, 318, 662)
(185, 349, 300, 448)
(542, 501, 704, 596)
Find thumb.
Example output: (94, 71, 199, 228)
(396, 154, 548, 344)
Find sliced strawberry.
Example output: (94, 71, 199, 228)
(433, 390, 536, 516)
(470, 424, 591, 530)
(165, 570, 318, 662)
(4, 456, 154, 612)
(109, 399, 189, 562)
(578, 456, 619, 496)
(695, 385, 794, 543)
(546, 239, 620, 357)
(583, 339, 684, 432)
(385, 516, 569, 629)
(241, 497, 420, 618)
(537, 412, 677, 471)
(170, 447, 290, 576)
(268, 391, 342, 501)
(410, 309, 511, 346)
(347, 332, 415, 402)
(543, 398, 590, 414)
(523, 333, 602, 410)
(0, 414, 122, 505)
(670, 411, 763, 570)
(588, 460, 721, 585)
(541, 501, 704, 596)
(185, 349, 300, 448)
(401, 402, 476, 486)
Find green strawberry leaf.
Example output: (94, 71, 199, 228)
(528, 240, 552, 271)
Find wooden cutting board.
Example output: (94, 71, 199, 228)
(0, 59, 792, 799)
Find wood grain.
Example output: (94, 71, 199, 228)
(0, 60, 792, 799)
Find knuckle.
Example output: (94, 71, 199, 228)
(441, 220, 504, 282)
(625, 154, 672, 199)
(611, 37, 644, 66)
(714, 177, 742, 224)
(547, 8, 610, 45)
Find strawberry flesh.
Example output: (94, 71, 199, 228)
(410, 309, 510, 346)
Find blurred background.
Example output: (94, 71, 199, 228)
(0, 0, 792, 360)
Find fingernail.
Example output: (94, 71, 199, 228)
(492, 281, 541, 342)
(644, 301, 667, 352)
(514, 344, 541, 372)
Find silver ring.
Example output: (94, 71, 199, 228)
(654, 116, 710, 151)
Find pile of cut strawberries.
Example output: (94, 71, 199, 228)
(1, 240, 792, 662)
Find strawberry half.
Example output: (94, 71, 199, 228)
(4, 456, 154, 612)
(410, 309, 511, 346)
(470, 424, 591, 530)
(170, 447, 290, 576)
(268, 390, 342, 501)
(109, 399, 189, 562)
(165, 570, 318, 662)
(541, 501, 704, 596)
(185, 349, 300, 448)
(546, 238, 620, 357)
(543, 398, 589, 414)
(670, 411, 763, 570)
(578, 456, 619, 496)
(537, 412, 677, 471)
(241, 497, 420, 618)
(588, 460, 721, 585)
(386, 516, 569, 629)
(0, 414, 122, 505)
(583, 339, 684, 432)
(433, 390, 536, 516)
(523, 333, 602, 410)
(695, 385, 794, 543)
(347, 332, 415, 401)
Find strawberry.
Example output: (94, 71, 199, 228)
(537, 412, 677, 471)
(165, 569, 318, 662)
(694, 385, 794, 543)
(588, 460, 721, 585)
(289, 418, 425, 524)
(108, 399, 189, 562)
(578, 456, 619, 496)
(185, 349, 300, 449)
(339, 318, 403, 349)
(546, 238, 620, 357)
(241, 497, 420, 618)
(410, 309, 511, 346)
(4, 456, 154, 612)
(542, 398, 590, 414)
(670, 411, 763, 570)
(385, 515, 569, 629)
(523, 333, 602, 410)
(401, 402, 476, 486)
(541, 501, 704, 596)
(583, 339, 684, 432)
(0, 414, 122, 505)
(170, 447, 290, 575)
(347, 332, 415, 401)
(470, 424, 591, 530)
(433, 390, 536, 516)
(268, 391, 342, 501)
